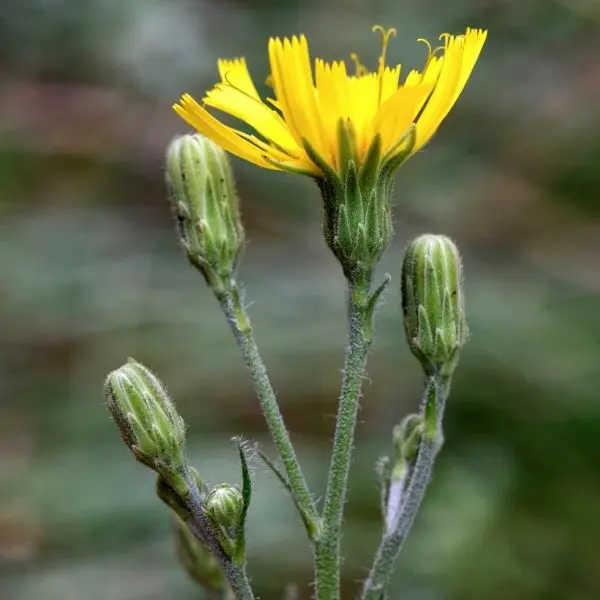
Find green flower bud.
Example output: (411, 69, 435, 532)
(393, 414, 423, 464)
(104, 359, 188, 494)
(401, 234, 467, 377)
(173, 517, 228, 592)
(205, 484, 244, 532)
(166, 133, 244, 292)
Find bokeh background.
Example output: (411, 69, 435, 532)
(1, 0, 599, 599)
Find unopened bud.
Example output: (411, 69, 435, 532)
(392, 414, 423, 478)
(105, 359, 188, 494)
(166, 133, 244, 292)
(205, 484, 244, 532)
(401, 234, 467, 376)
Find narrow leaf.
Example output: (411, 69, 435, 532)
(233, 440, 252, 564)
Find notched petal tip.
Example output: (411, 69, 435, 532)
(466, 27, 488, 37)
(177, 93, 197, 108)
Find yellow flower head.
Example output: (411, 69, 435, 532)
(173, 27, 487, 178)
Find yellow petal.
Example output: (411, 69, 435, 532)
(380, 65, 402, 104)
(237, 130, 319, 175)
(204, 84, 301, 156)
(414, 29, 486, 150)
(173, 94, 279, 170)
(347, 73, 378, 152)
(450, 28, 487, 106)
(217, 58, 260, 100)
(372, 84, 434, 154)
(268, 36, 330, 165)
(404, 56, 443, 117)
(315, 59, 348, 151)
(413, 35, 464, 150)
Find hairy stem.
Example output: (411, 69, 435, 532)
(183, 475, 256, 600)
(361, 376, 450, 600)
(217, 280, 320, 540)
(315, 277, 373, 600)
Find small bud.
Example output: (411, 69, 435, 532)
(205, 484, 244, 532)
(166, 133, 244, 292)
(105, 359, 189, 495)
(401, 234, 467, 377)
(174, 517, 228, 592)
(392, 414, 423, 478)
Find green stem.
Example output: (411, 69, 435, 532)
(185, 513, 254, 600)
(315, 277, 373, 600)
(360, 376, 450, 600)
(223, 564, 255, 600)
(217, 280, 320, 540)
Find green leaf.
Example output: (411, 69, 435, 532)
(234, 439, 253, 564)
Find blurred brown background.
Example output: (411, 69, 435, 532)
(1, 0, 599, 599)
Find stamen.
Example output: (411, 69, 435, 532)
(416, 37, 446, 80)
(350, 53, 368, 76)
(372, 25, 397, 106)
(416, 38, 434, 63)
(433, 32, 453, 56)
(373, 25, 397, 68)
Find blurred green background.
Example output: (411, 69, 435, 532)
(1, 0, 599, 599)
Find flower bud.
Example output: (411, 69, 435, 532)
(401, 234, 467, 377)
(393, 414, 423, 467)
(174, 517, 228, 592)
(105, 359, 188, 494)
(166, 133, 244, 292)
(205, 484, 244, 532)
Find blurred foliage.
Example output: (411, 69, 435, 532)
(1, 0, 600, 599)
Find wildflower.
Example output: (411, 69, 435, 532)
(173, 27, 486, 281)
(173, 27, 486, 178)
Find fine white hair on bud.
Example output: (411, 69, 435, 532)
(104, 359, 189, 495)
(205, 484, 244, 531)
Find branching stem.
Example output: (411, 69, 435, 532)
(361, 376, 451, 600)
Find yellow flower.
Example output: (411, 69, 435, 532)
(173, 27, 487, 178)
